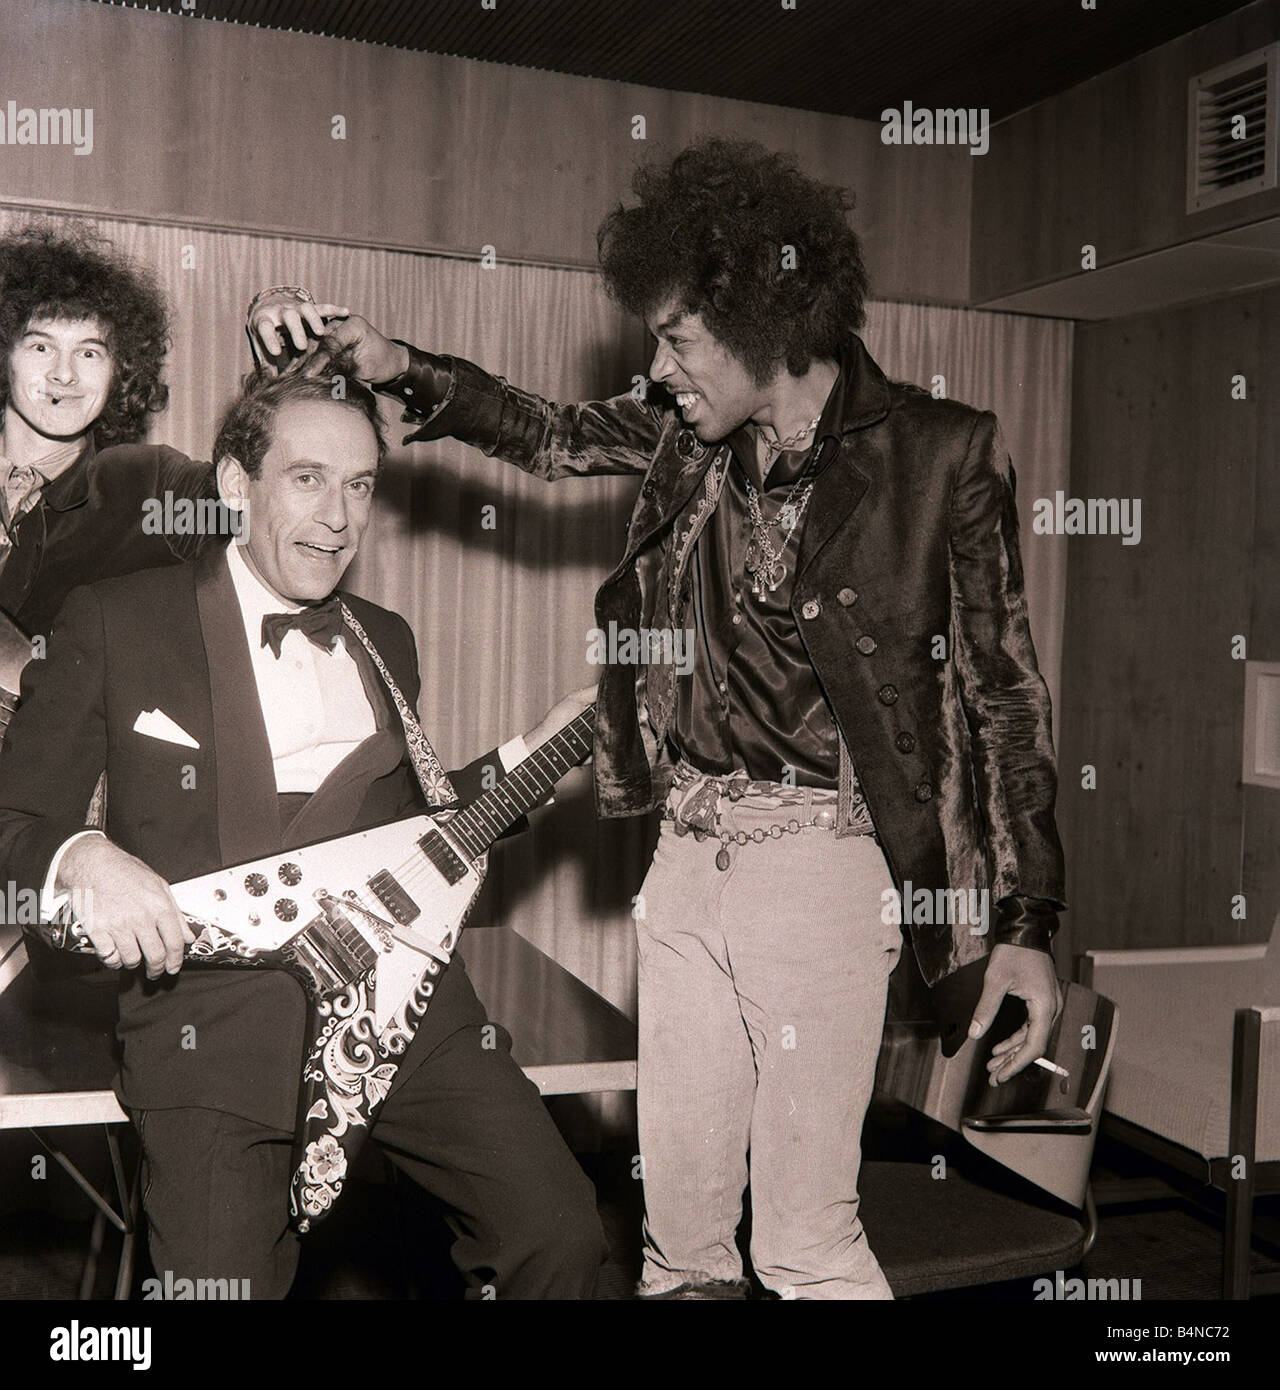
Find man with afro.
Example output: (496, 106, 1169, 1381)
(312, 137, 1067, 1301)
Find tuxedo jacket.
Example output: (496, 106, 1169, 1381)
(0, 545, 502, 1130)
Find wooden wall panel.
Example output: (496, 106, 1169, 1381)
(0, 0, 970, 302)
(972, 0, 1280, 302)
(1058, 287, 1279, 954)
(1244, 292, 1280, 939)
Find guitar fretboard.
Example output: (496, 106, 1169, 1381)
(445, 706, 595, 861)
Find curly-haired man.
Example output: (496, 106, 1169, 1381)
(314, 137, 1067, 1300)
(0, 225, 327, 639)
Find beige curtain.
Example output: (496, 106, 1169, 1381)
(862, 300, 1072, 731)
(1, 208, 1071, 1018)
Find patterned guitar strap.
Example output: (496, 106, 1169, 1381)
(337, 601, 458, 809)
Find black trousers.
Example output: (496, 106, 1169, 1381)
(131, 959, 607, 1299)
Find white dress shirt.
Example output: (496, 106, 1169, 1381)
(225, 538, 377, 793)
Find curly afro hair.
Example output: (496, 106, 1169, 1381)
(597, 137, 870, 386)
(0, 223, 169, 446)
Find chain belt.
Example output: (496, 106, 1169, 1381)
(662, 760, 876, 871)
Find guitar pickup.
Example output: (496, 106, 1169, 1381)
(368, 869, 420, 925)
(417, 828, 469, 886)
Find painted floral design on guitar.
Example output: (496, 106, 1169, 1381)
(301, 1137, 347, 1196)
(290, 959, 445, 1226)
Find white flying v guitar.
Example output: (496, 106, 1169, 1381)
(36, 705, 596, 1229)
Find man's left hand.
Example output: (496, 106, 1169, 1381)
(522, 684, 597, 751)
(968, 943, 1063, 1085)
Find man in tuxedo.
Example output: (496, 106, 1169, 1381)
(0, 368, 606, 1298)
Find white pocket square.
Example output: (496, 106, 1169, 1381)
(132, 708, 200, 749)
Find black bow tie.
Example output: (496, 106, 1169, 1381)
(261, 599, 345, 658)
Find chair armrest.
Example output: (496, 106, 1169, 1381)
(963, 1108, 1092, 1135)
(1083, 945, 1267, 969)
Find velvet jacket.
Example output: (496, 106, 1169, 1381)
(0, 439, 216, 640)
(382, 336, 1066, 991)
(0, 546, 503, 1130)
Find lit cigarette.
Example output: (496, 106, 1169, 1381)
(1033, 1057, 1070, 1078)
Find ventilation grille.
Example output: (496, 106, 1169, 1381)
(1187, 43, 1279, 214)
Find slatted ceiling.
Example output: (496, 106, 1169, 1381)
(90, 0, 1258, 122)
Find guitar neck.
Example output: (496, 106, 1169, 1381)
(0, 689, 17, 738)
(446, 705, 595, 860)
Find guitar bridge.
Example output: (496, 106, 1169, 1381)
(280, 895, 379, 998)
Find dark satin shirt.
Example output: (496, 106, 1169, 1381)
(670, 357, 850, 787)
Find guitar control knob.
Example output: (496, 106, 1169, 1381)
(279, 862, 302, 886)
(245, 873, 269, 897)
(275, 898, 298, 922)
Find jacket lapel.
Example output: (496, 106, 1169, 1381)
(194, 545, 281, 866)
(797, 437, 870, 577)
(797, 337, 892, 578)
(615, 427, 722, 574)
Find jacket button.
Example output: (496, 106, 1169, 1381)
(877, 684, 898, 705)
(914, 781, 933, 802)
(801, 599, 821, 620)
(838, 587, 857, 606)
(895, 731, 915, 752)
(641, 479, 656, 498)
(855, 635, 876, 655)
(675, 429, 705, 460)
